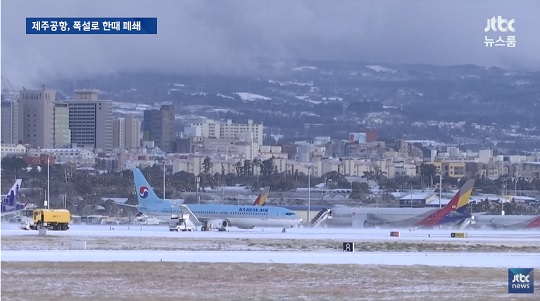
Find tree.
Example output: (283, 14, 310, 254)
(350, 182, 370, 200)
(1, 156, 27, 175)
(261, 158, 275, 176)
(252, 158, 262, 176)
(234, 161, 243, 177)
(202, 156, 213, 174)
(243, 160, 252, 177)
(420, 163, 438, 185)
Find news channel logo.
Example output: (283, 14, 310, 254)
(508, 268, 534, 294)
(484, 16, 516, 48)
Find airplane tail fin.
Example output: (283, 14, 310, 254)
(2, 179, 22, 206)
(132, 168, 166, 211)
(443, 179, 475, 211)
(1, 179, 23, 213)
(253, 186, 270, 206)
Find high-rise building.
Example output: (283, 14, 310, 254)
(19, 88, 56, 148)
(54, 103, 71, 148)
(113, 115, 141, 149)
(66, 90, 113, 150)
(143, 105, 175, 152)
(113, 117, 126, 149)
(124, 114, 141, 149)
(1, 99, 23, 144)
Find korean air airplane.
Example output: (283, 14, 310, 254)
(326, 179, 475, 228)
(1, 179, 26, 216)
(132, 168, 302, 232)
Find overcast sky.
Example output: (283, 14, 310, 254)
(2, 0, 540, 89)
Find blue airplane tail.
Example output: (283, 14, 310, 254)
(132, 168, 174, 213)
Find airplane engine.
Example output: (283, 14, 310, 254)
(207, 219, 229, 230)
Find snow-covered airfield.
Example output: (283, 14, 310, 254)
(2, 224, 539, 268)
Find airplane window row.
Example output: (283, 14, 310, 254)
(194, 211, 268, 216)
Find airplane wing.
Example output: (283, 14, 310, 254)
(104, 199, 140, 208)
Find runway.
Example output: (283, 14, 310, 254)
(2, 223, 540, 243)
(2, 222, 539, 300)
(2, 223, 539, 268)
(2, 249, 539, 268)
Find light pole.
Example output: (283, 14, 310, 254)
(163, 161, 166, 201)
(196, 176, 200, 204)
(307, 165, 311, 226)
(439, 173, 443, 208)
(46, 155, 50, 209)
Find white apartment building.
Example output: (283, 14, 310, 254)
(113, 115, 141, 149)
(29, 148, 95, 165)
(188, 118, 263, 145)
(113, 118, 126, 149)
(124, 114, 141, 149)
(0, 144, 27, 157)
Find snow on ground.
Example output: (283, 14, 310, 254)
(1, 262, 513, 300)
(269, 80, 313, 86)
(2, 250, 539, 268)
(234, 92, 271, 101)
(2, 223, 539, 242)
(216, 94, 234, 99)
(322, 97, 343, 101)
(366, 65, 397, 73)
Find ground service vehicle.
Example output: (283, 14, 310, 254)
(23, 209, 70, 230)
(169, 213, 194, 231)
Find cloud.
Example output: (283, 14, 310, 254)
(2, 0, 539, 89)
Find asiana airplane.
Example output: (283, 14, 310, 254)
(326, 179, 475, 228)
(469, 214, 540, 229)
(130, 168, 302, 232)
